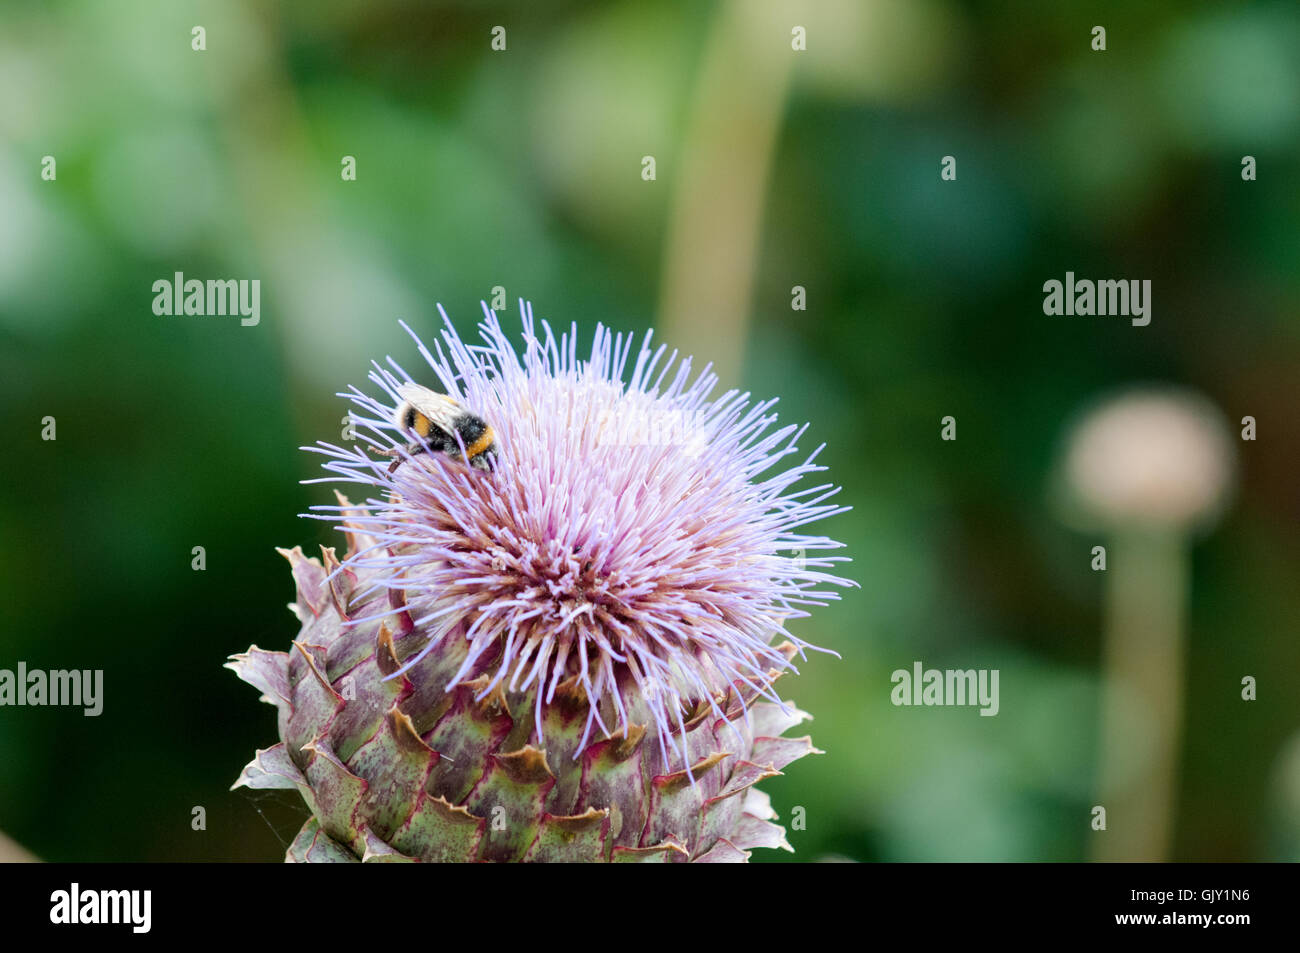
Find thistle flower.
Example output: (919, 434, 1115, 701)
(230, 301, 853, 862)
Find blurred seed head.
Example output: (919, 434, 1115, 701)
(1056, 387, 1236, 533)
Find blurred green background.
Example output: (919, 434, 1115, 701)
(1, 0, 1298, 862)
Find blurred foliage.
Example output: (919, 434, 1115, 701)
(1, 0, 1297, 862)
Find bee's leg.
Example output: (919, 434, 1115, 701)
(367, 443, 420, 473)
(385, 442, 430, 474)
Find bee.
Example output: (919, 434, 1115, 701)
(384, 383, 498, 473)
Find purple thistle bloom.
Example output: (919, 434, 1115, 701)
(305, 301, 854, 771)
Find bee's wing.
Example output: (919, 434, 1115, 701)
(395, 383, 463, 435)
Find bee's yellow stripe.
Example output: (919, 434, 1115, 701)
(412, 414, 433, 438)
(465, 427, 495, 460)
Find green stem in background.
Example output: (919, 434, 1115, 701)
(657, 1, 794, 387)
(1093, 529, 1188, 862)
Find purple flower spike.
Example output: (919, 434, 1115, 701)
(307, 301, 854, 769)
(232, 299, 853, 862)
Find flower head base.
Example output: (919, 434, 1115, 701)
(307, 301, 853, 771)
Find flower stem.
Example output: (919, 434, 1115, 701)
(1093, 529, 1188, 862)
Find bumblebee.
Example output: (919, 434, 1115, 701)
(387, 383, 498, 472)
